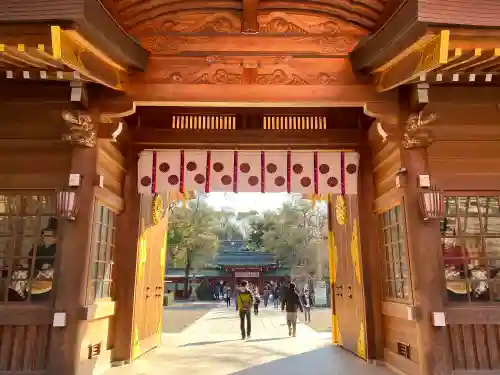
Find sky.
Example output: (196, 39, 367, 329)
(203, 192, 294, 213)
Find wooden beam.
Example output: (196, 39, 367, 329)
(122, 83, 394, 107)
(140, 34, 357, 57)
(242, 0, 260, 34)
(131, 129, 363, 149)
(374, 30, 451, 92)
(50, 26, 126, 91)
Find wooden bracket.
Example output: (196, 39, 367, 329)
(242, 0, 260, 34)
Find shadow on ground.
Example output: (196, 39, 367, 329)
(231, 346, 392, 375)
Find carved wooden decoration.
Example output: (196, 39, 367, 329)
(403, 111, 437, 149)
(61, 111, 97, 147)
(134, 56, 362, 85)
(106, 0, 387, 35)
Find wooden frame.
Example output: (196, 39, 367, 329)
(86, 200, 117, 305)
(377, 204, 411, 303)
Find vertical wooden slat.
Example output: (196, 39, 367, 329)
(463, 324, 479, 369)
(487, 324, 500, 369)
(23, 325, 38, 370)
(449, 325, 466, 369)
(474, 324, 491, 369)
(0, 325, 13, 370)
(34, 326, 48, 371)
(10, 326, 26, 371)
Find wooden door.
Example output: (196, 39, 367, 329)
(131, 201, 168, 360)
(331, 195, 367, 359)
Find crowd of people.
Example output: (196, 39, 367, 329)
(229, 280, 315, 339)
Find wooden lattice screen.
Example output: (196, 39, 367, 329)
(172, 115, 236, 130)
(263, 116, 327, 130)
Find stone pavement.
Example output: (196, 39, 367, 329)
(105, 303, 394, 375)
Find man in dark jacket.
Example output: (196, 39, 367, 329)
(281, 283, 303, 337)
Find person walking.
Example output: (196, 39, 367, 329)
(273, 286, 280, 309)
(301, 289, 313, 323)
(224, 286, 231, 307)
(281, 283, 303, 337)
(263, 287, 270, 308)
(253, 287, 261, 315)
(236, 281, 253, 340)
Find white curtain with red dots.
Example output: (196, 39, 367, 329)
(137, 150, 359, 195)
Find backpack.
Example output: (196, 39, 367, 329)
(238, 293, 252, 311)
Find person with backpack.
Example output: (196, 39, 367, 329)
(281, 283, 303, 337)
(236, 280, 253, 340)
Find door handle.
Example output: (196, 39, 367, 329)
(347, 285, 353, 299)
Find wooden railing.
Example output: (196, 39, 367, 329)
(0, 325, 50, 372)
(445, 306, 500, 374)
(0, 305, 52, 373)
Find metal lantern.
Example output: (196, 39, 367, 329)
(57, 191, 80, 220)
(418, 185, 444, 221)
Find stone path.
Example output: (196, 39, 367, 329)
(105, 303, 394, 375)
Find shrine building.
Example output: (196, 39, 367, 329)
(165, 240, 289, 298)
(1, 1, 500, 375)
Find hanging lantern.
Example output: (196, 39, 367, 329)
(57, 191, 79, 220)
(418, 185, 444, 221)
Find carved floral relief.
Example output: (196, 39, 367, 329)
(258, 12, 344, 34)
(135, 56, 358, 85)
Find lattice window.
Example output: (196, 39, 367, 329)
(89, 202, 116, 301)
(262, 116, 327, 130)
(442, 196, 500, 303)
(378, 205, 410, 301)
(172, 115, 236, 130)
(0, 192, 58, 304)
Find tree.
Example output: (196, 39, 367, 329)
(213, 209, 244, 241)
(167, 195, 220, 296)
(245, 200, 327, 277)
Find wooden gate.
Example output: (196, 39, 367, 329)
(330, 194, 367, 359)
(131, 196, 168, 360)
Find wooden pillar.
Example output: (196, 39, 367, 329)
(112, 154, 141, 362)
(48, 146, 98, 375)
(357, 145, 384, 360)
(398, 115, 451, 375)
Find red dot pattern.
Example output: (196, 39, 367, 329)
(221, 175, 232, 185)
(319, 164, 329, 174)
(186, 161, 197, 172)
(159, 163, 170, 173)
(274, 176, 285, 186)
(292, 164, 303, 174)
(327, 177, 338, 187)
(346, 164, 357, 174)
(194, 174, 205, 184)
(248, 176, 259, 186)
(168, 175, 179, 185)
(300, 177, 311, 187)
(140, 176, 152, 187)
(240, 163, 251, 173)
(213, 162, 224, 172)
(266, 163, 277, 174)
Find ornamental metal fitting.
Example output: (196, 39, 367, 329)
(403, 111, 437, 149)
(61, 110, 97, 148)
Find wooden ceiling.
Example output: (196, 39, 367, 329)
(102, 0, 398, 35)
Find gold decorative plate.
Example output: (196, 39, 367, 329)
(152, 194, 165, 225)
(335, 195, 347, 225)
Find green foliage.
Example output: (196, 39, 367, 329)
(196, 279, 214, 301)
(245, 200, 327, 274)
(166, 196, 220, 295)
